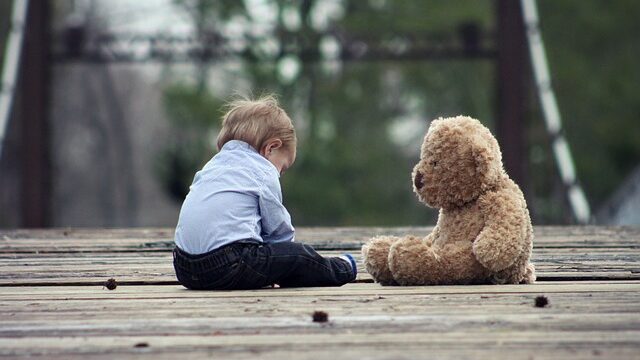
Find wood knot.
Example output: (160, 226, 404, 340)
(104, 278, 117, 290)
(312, 311, 328, 323)
(534, 295, 549, 308)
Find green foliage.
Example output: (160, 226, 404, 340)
(155, 84, 223, 202)
(163, 83, 223, 129)
(158, 0, 496, 225)
(173, 0, 247, 23)
(533, 0, 640, 211)
(155, 141, 208, 201)
(158, 0, 640, 225)
(280, 63, 433, 225)
(342, 0, 493, 34)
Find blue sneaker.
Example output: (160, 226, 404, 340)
(339, 254, 357, 278)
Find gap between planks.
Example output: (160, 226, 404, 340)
(1, 281, 640, 300)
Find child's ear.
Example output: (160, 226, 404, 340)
(270, 139, 283, 151)
(261, 138, 283, 156)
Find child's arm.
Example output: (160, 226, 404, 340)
(258, 175, 295, 243)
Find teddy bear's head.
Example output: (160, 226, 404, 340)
(412, 116, 504, 209)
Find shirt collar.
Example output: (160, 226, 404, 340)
(222, 140, 258, 153)
(221, 140, 281, 178)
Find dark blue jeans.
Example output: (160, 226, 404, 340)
(173, 241, 355, 290)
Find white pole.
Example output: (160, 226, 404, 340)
(0, 0, 30, 159)
(520, 0, 591, 224)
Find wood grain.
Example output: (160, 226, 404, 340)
(0, 227, 639, 359)
(1, 282, 640, 358)
(1, 247, 639, 286)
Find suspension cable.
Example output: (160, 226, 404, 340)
(521, 0, 591, 224)
(0, 0, 29, 160)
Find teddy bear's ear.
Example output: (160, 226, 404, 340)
(471, 134, 503, 190)
(420, 118, 443, 158)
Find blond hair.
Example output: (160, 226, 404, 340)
(216, 94, 296, 152)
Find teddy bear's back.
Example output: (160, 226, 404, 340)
(492, 178, 534, 283)
(482, 178, 534, 284)
(434, 177, 534, 284)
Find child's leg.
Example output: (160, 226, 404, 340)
(248, 241, 356, 288)
(272, 241, 355, 287)
(175, 241, 356, 290)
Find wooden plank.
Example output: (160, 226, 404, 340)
(3, 290, 640, 317)
(1, 226, 638, 286)
(1, 247, 639, 286)
(1, 281, 639, 299)
(1, 226, 639, 253)
(5, 308, 639, 335)
(2, 283, 640, 315)
(1, 283, 639, 358)
(1, 332, 638, 359)
(1, 227, 639, 359)
(0, 225, 636, 241)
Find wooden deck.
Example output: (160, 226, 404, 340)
(1, 226, 639, 359)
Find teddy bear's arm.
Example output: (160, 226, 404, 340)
(472, 189, 527, 272)
(423, 224, 439, 246)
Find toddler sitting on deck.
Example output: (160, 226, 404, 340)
(173, 95, 356, 290)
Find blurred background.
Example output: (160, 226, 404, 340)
(0, 0, 638, 229)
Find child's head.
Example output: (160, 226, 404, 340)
(217, 94, 297, 175)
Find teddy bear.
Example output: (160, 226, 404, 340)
(362, 116, 535, 285)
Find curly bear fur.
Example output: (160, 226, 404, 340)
(362, 116, 535, 285)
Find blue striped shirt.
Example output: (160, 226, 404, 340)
(174, 140, 295, 254)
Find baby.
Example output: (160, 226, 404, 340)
(173, 95, 357, 290)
